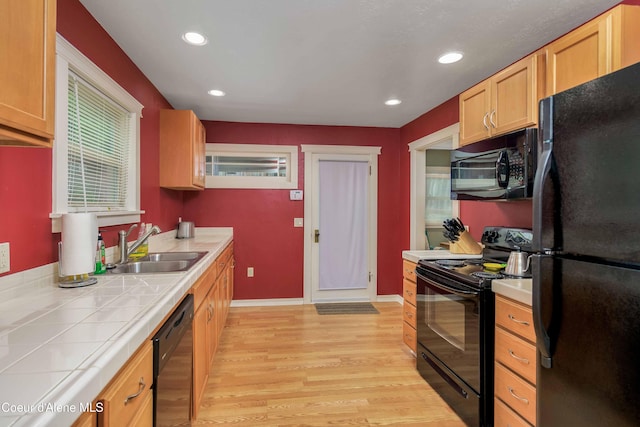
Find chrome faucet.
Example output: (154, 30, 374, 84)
(118, 224, 162, 264)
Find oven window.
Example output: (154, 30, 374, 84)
(427, 293, 467, 351)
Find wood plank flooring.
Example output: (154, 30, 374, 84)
(193, 302, 465, 426)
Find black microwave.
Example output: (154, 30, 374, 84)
(450, 128, 537, 201)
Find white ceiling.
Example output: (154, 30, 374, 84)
(79, 0, 619, 128)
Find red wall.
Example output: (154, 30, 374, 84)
(184, 122, 402, 299)
(0, 0, 181, 276)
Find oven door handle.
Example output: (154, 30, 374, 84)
(416, 271, 480, 297)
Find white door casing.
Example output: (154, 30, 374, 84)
(408, 123, 460, 249)
(301, 145, 381, 303)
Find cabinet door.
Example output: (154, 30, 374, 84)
(159, 109, 205, 190)
(459, 80, 491, 146)
(206, 283, 218, 367)
(0, 0, 55, 146)
(192, 303, 209, 419)
(192, 116, 206, 188)
(491, 55, 538, 136)
(545, 15, 610, 96)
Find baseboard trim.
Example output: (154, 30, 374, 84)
(230, 298, 305, 307)
(231, 295, 403, 307)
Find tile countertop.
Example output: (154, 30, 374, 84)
(0, 228, 232, 427)
(492, 278, 533, 306)
(402, 249, 483, 263)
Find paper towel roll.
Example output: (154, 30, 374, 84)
(60, 213, 98, 276)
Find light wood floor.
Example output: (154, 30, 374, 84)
(193, 302, 465, 426)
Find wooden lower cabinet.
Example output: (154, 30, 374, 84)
(97, 341, 153, 426)
(401, 259, 418, 355)
(494, 295, 537, 426)
(71, 411, 96, 427)
(192, 242, 234, 420)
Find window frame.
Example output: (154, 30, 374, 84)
(425, 166, 453, 227)
(51, 34, 144, 233)
(205, 143, 298, 189)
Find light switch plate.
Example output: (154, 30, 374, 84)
(0, 242, 10, 274)
(289, 190, 303, 200)
(294, 218, 304, 227)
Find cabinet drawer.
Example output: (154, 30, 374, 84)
(402, 302, 417, 327)
(403, 279, 417, 306)
(402, 259, 417, 283)
(496, 295, 535, 342)
(98, 341, 153, 426)
(495, 327, 537, 384)
(192, 263, 215, 309)
(495, 363, 536, 426)
(495, 398, 533, 427)
(402, 321, 417, 353)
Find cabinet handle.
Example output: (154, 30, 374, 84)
(124, 377, 146, 405)
(489, 110, 497, 128)
(507, 386, 529, 405)
(405, 290, 414, 296)
(508, 314, 530, 326)
(483, 113, 490, 130)
(405, 311, 413, 319)
(508, 349, 530, 365)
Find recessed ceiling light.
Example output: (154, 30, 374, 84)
(208, 89, 225, 97)
(385, 99, 402, 106)
(438, 52, 463, 64)
(182, 31, 208, 46)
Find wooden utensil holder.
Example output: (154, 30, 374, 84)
(450, 231, 483, 255)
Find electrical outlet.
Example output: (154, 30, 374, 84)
(0, 243, 10, 274)
(247, 267, 254, 277)
(293, 218, 304, 227)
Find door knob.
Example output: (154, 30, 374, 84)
(314, 229, 320, 243)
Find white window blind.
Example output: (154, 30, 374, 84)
(67, 72, 131, 210)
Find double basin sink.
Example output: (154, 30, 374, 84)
(107, 251, 208, 274)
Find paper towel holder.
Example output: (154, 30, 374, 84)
(57, 213, 98, 288)
(58, 241, 97, 288)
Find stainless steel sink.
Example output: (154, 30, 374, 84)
(140, 251, 207, 262)
(107, 251, 207, 274)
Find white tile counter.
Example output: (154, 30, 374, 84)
(492, 278, 533, 306)
(402, 249, 483, 263)
(0, 228, 232, 427)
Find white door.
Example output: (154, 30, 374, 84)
(305, 150, 378, 303)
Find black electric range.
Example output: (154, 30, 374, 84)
(414, 226, 533, 427)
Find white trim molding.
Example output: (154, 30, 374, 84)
(205, 143, 298, 189)
(52, 34, 144, 233)
(408, 123, 460, 249)
(301, 145, 381, 304)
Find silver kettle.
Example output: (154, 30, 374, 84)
(505, 249, 532, 277)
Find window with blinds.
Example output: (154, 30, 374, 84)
(67, 73, 131, 210)
(52, 35, 143, 231)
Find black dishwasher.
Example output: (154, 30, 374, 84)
(152, 294, 194, 427)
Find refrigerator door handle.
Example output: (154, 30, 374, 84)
(533, 96, 555, 252)
(532, 254, 553, 368)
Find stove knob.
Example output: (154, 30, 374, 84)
(483, 230, 499, 243)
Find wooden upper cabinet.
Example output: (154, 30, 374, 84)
(0, 0, 56, 147)
(460, 55, 541, 146)
(459, 80, 491, 145)
(546, 4, 640, 97)
(159, 109, 206, 190)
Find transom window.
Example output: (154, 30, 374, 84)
(205, 144, 298, 189)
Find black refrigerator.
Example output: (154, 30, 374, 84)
(531, 61, 640, 427)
